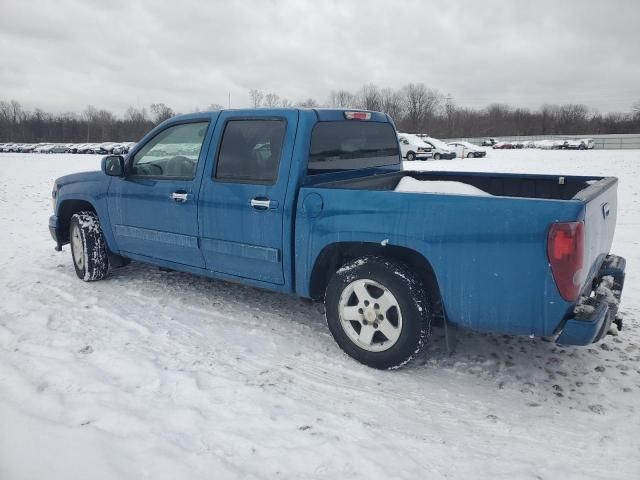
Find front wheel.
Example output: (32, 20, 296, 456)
(70, 211, 109, 281)
(433, 153, 441, 160)
(466, 152, 475, 158)
(324, 256, 431, 369)
(406, 151, 416, 161)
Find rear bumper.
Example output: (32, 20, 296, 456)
(556, 254, 625, 346)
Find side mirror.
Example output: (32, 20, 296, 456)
(102, 155, 125, 177)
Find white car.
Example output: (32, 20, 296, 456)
(420, 136, 456, 160)
(447, 141, 487, 158)
(397, 133, 433, 161)
(565, 138, 595, 150)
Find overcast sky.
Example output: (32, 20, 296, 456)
(2, 0, 639, 115)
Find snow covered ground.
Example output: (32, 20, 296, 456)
(0, 150, 639, 480)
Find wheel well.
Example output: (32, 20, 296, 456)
(57, 200, 96, 244)
(309, 242, 444, 322)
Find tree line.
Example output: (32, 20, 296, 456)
(2, 86, 639, 143)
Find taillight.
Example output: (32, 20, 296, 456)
(547, 221, 585, 301)
(344, 111, 371, 120)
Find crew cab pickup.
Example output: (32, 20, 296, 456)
(49, 108, 626, 369)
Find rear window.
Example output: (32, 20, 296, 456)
(308, 121, 400, 174)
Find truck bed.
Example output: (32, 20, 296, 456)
(297, 170, 619, 338)
(313, 170, 609, 200)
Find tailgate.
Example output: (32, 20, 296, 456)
(574, 177, 618, 289)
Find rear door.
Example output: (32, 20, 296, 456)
(107, 120, 211, 267)
(198, 110, 298, 284)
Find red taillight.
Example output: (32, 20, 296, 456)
(344, 111, 371, 120)
(547, 221, 585, 301)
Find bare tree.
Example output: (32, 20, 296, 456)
(125, 106, 148, 123)
(401, 83, 443, 132)
(296, 98, 319, 108)
(150, 103, 174, 124)
(83, 105, 98, 141)
(443, 95, 456, 137)
(263, 93, 281, 107)
(1, 88, 639, 143)
(328, 90, 356, 108)
(357, 84, 382, 111)
(380, 88, 404, 123)
(249, 89, 264, 108)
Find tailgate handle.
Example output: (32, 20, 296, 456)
(601, 202, 610, 219)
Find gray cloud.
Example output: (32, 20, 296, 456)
(1, 0, 639, 114)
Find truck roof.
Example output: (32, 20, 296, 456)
(168, 108, 392, 124)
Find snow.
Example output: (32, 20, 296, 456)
(395, 175, 493, 196)
(1, 150, 640, 479)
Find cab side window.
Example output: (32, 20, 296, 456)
(215, 119, 285, 184)
(131, 122, 209, 179)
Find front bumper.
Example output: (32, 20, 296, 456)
(556, 254, 625, 346)
(49, 214, 63, 251)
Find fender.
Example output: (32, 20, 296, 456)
(55, 179, 118, 253)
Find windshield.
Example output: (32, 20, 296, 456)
(400, 134, 429, 146)
(308, 121, 400, 174)
(424, 137, 450, 150)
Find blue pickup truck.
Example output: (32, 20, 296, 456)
(49, 108, 626, 369)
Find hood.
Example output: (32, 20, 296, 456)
(55, 170, 103, 187)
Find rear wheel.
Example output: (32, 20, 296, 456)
(325, 256, 431, 369)
(406, 151, 416, 161)
(433, 153, 441, 160)
(466, 152, 475, 158)
(70, 211, 109, 281)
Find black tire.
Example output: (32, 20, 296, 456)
(466, 152, 475, 158)
(433, 153, 441, 160)
(69, 211, 109, 281)
(406, 151, 416, 161)
(325, 256, 431, 369)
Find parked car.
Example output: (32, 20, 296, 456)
(492, 141, 513, 149)
(481, 138, 498, 146)
(75, 143, 98, 154)
(565, 138, 595, 150)
(112, 142, 136, 155)
(419, 136, 456, 160)
(397, 133, 433, 161)
(34, 144, 54, 153)
(447, 141, 486, 158)
(48, 144, 70, 153)
(49, 108, 626, 369)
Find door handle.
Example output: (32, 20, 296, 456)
(250, 198, 272, 210)
(171, 192, 190, 203)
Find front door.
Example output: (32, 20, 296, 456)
(107, 121, 210, 267)
(198, 111, 298, 284)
